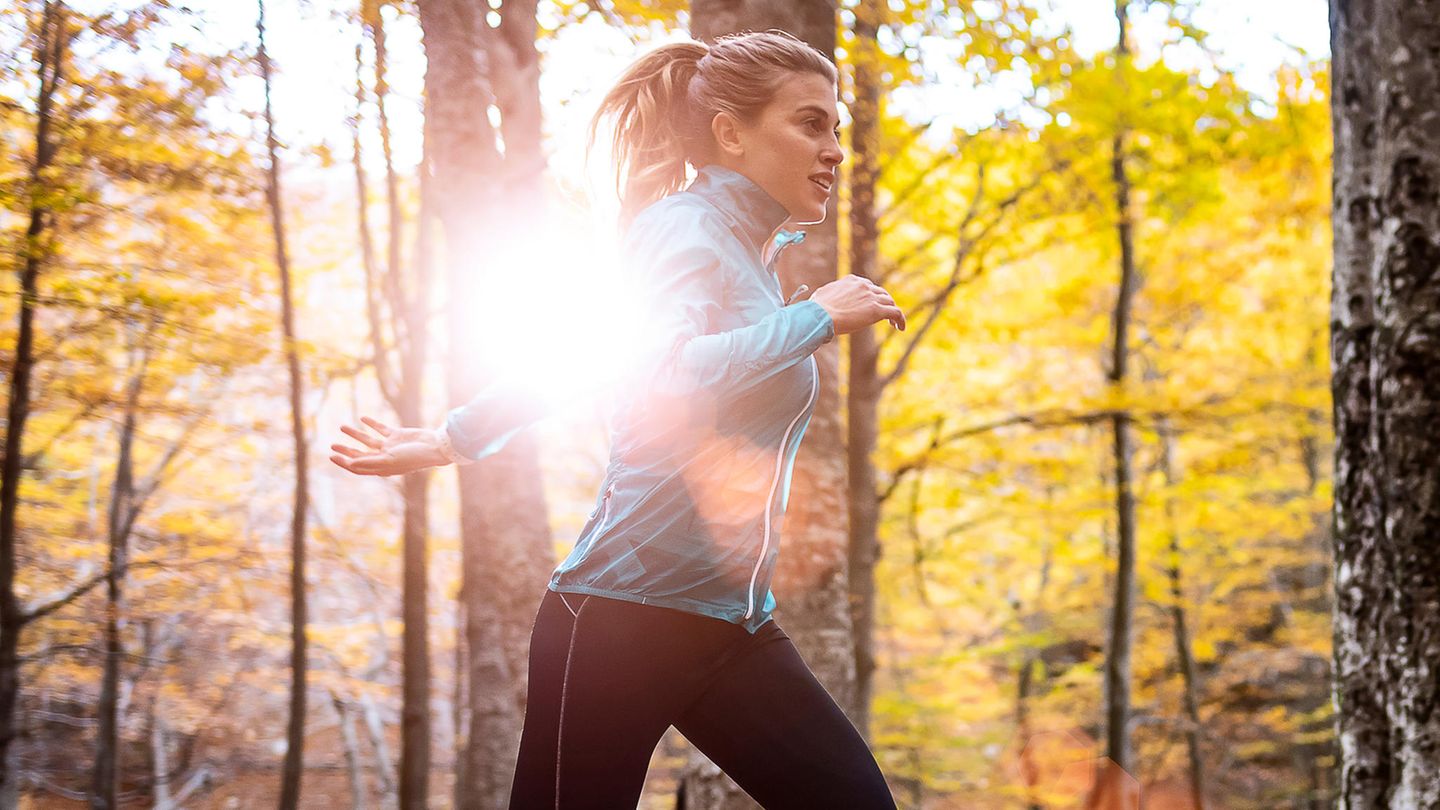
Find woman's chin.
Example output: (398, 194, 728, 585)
(786, 204, 828, 226)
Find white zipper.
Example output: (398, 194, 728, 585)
(599, 481, 615, 527)
(589, 481, 615, 526)
(743, 353, 820, 620)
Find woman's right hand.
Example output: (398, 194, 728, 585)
(808, 275, 907, 335)
(330, 416, 451, 477)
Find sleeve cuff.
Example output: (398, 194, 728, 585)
(435, 423, 477, 466)
(791, 299, 836, 347)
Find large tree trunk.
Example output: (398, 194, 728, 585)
(685, 3, 854, 807)
(258, 2, 312, 805)
(416, 2, 554, 807)
(845, 0, 883, 743)
(1330, 0, 1440, 806)
(0, 1, 65, 795)
(1094, 2, 1139, 806)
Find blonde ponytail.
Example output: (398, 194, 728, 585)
(586, 30, 837, 233)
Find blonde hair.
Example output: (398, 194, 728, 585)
(586, 30, 838, 232)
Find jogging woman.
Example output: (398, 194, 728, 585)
(331, 30, 905, 809)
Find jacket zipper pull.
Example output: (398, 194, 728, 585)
(785, 284, 811, 306)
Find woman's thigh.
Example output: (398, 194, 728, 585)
(672, 621, 897, 810)
(508, 589, 749, 809)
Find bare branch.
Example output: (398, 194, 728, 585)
(877, 160, 1064, 390)
(21, 558, 164, 625)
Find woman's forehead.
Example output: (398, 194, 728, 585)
(769, 76, 840, 122)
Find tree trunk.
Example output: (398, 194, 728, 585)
(1330, 0, 1440, 806)
(1016, 655, 1044, 810)
(258, 3, 312, 806)
(91, 330, 149, 809)
(685, 3, 854, 807)
(845, 0, 883, 743)
(332, 693, 368, 810)
(150, 698, 173, 810)
(416, 2, 555, 807)
(1094, 3, 1139, 806)
(350, 8, 437, 805)
(0, 1, 65, 795)
(360, 692, 397, 805)
(1157, 419, 1206, 810)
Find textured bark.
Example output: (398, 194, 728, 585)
(0, 1, 65, 796)
(416, 2, 554, 807)
(1096, 2, 1139, 800)
(684, 3, 854, 807)
(258, 3, 312, 805)
(845, 0, 883, 743)
(1330, 0, 1440, 807)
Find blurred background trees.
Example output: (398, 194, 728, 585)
(0, 0, 1351, 807)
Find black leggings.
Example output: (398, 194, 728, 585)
(507, 588, 897, 809)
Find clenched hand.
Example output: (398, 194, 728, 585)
(808, 275, 907, 335)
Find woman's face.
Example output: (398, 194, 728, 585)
(711, 71, 845, 226)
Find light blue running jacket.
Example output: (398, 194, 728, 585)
(440, 163, 835, 633)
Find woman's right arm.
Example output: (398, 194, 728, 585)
(623, 215, 833, 401)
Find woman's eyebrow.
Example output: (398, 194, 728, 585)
(794, 104, 840, 126)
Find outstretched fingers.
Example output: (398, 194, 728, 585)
(340, 423, 383, 450)
(360, 415, 393, 437)
(331, 442, 366, 459)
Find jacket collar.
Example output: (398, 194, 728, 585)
(687, 163, 806, 255)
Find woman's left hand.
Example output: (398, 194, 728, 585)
(330, 416, 448, 477)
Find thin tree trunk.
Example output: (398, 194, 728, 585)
(1016, 655, 1045, 810)
(351, 10, 435, 805)
(686, 3, 853, 807)
(368, 4, 408, 360)
(1156, 419, 1206, 810)
(91, 329, 150, 809)
(150, 698, 173, 810)
(845, 0, 884, 743)
(351, 38, 396, 406)
(360, 692, 397, 804)
(1330, 0, 1440, 806)
(1093, 4, 1139, 807)
(0, 1, 64, 795)
(332, 693, 368, 810)
(1015, 497, 1058, 810)
(258, 2, 311, 805)
(356, 6, 436, 805)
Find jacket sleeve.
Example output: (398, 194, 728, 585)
(437, 210, 837, 463)
(625, 213, 835, 401)
(437, 378, 552, 463)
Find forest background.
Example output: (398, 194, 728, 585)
(0, 0, 1337, 807)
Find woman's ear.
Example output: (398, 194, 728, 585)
(710, 111, 745, 159)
